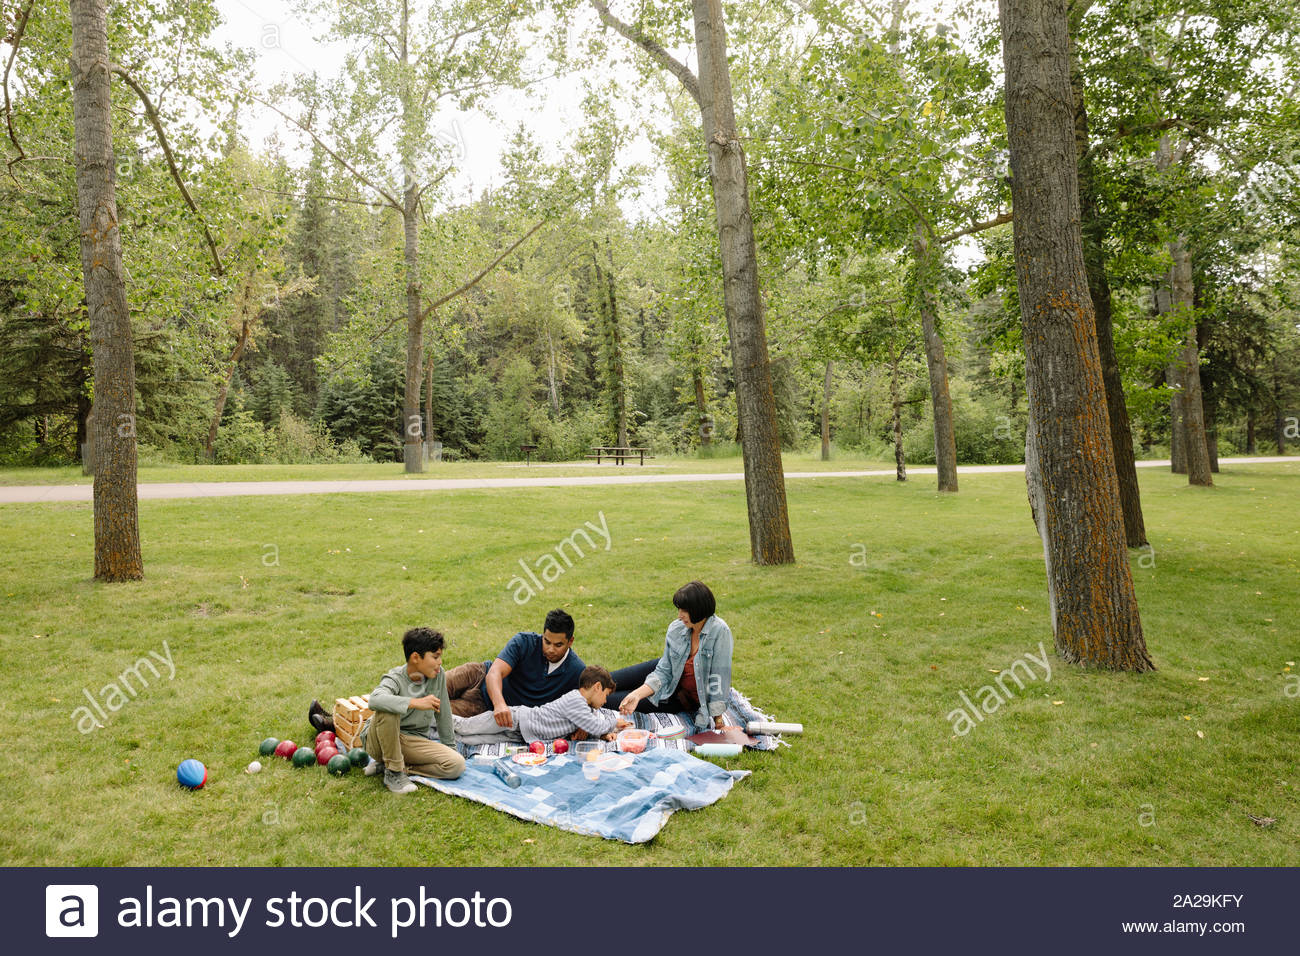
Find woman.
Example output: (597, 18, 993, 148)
(608, 581, 733, 731)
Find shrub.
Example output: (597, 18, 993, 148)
(212, 410, 371, 464)
(213, 410, 269, 464)
(271, 411, 370, 464)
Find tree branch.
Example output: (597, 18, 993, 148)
(111, 66, 225, 276)
(249, 91, 403, 211)
(417, 219, 546, 322)
(1082, 117, 1182, 163)
(936, 211, 1013, 244)
(588, 0, 701, 108)
(367, 219, 548, 343)
(415, 163, 453, 204)
(3, 0, 35, 180)
(241, 183, 391, 209)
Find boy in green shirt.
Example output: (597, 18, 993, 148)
(362, 627, 466, 794)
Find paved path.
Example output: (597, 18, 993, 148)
(0, 457, 1293, 504)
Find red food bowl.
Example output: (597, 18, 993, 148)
(616, 729, 652, 754)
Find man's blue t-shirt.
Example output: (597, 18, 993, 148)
(478, 631, 585, 708)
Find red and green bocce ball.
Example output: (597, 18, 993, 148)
(177, 759, 207, 789)
(326, 753, 351, 776)
(259, 737, 280, 757)
(316, 746, 339, 766)
(347, 748, 370, 768)
(291, 746, 316, 768)
(274, 740, 297, 760)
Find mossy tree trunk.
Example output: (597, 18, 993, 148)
(1000, 0, 1151, 670)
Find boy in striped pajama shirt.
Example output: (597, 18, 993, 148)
(453, 665, 630, 746)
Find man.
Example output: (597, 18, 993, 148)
(360, 626, 465, 794)
(458, 608, 586, 725)
(307, 609, 585, 729)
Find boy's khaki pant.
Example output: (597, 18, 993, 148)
(365, 711, 465, 779)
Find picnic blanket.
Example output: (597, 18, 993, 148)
(412, 747, 749, 843)
(445, 686, 785, 760)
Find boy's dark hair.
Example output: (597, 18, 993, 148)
(543, 608, 575, 640)
(673, 581, 716, 624)
(402, 627, 445, 659)
(579, 665, 616, 692)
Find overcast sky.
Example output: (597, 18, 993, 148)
(210, 0, 672, 218)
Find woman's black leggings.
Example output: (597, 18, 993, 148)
(606, 659, 684, 712)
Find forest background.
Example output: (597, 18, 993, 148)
(3, 0, 1298, 473)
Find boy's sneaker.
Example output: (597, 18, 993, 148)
(384, 769, 417, 794)
(363, 758, 383, 777)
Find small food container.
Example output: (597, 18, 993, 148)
(582, 762, 600, 782)
(616, 728, 653, 754)
(575, 740, 601, 760)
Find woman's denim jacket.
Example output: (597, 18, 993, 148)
(644, 615, 733, 730)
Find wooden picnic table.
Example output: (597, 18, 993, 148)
(586, 445, 655, 465)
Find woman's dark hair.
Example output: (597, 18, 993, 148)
(672, 581, 716, 624)
(402, 626, 445, 659)
(543, 608, 575, 640)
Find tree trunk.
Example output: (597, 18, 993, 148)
(693, 366, 711, 446)
(206, 320, 250, 459)
(591, 0, 792, 561)
(1275, 360, 1288, 454)
(1168, 368, 1186, 472)
(424, 348, 436, 444)
(1000, 0, 1150, 669)
(820, 358, 833, 460)
(1070, 56, 1147, 546)
(602, 237, 628, 446)
(692, 0, 794, 564)
(1203, 386, 1219, 472)
(545, 329, 561, 417)
(1168, 237, 1212, 485)
(888, 352, 905, 482)
(691, 0, 790, 564)
(1154, 283, 1186, 473)
(400, 1, 424, 473)
(1245, 406, 1256, 454)
(912, 230, 958, 492)
(78, 395, 93, 474)
(70, 0, 143, 582)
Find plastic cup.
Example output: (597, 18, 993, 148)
(583, 762, 600, 782)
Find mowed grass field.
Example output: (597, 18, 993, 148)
(1, 461, 1297, 866)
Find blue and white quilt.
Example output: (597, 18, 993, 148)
(445, 686, 785, 761)
(412, 747, 749, 843)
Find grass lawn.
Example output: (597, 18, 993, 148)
(2, 461, 1297, 866)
